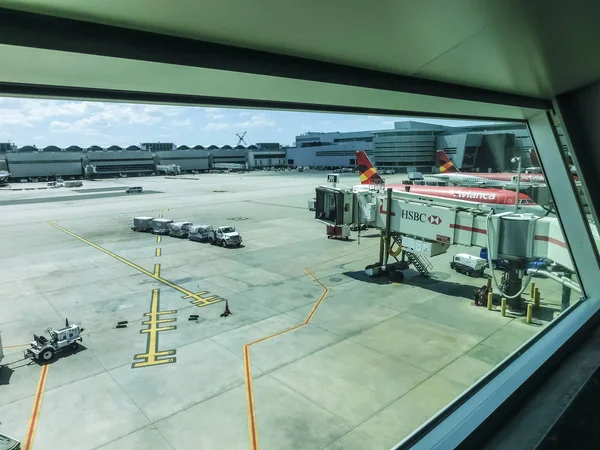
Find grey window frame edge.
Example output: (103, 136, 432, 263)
(393, 110, 600, 449)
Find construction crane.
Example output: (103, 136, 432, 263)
(314, 184, 595, 309)
(236, 131, 247, 146)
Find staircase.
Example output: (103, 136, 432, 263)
(405, 251, 433, 276)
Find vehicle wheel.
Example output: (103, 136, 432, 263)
(221, 240, 228, 248)
(41, 349, 54, 361)
(236, 243, 241, 246)
(209, 238, 214, 245)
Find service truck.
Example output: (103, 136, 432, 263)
(450, 253, 487, 277)
(208, 226, 242, 247)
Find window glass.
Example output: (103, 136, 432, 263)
(0, 102, 585, 450)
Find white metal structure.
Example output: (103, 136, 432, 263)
(316, 186, 587, 274)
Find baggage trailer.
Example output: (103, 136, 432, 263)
(131, 216, 154, 232)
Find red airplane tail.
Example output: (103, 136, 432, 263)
(436, 150, 460, 173)
(356, 151, 384, 185)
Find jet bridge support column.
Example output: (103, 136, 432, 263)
(501, 264, 524, 310)
(383, 188, 392, 267)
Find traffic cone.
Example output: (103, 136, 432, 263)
(220, 301, 232, 317)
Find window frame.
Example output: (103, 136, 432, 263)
(394, 110, 600, 449)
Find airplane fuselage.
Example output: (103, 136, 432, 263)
(433, 172, 545, 186)
(354, 183, 545, 215)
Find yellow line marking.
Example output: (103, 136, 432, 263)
(132, 358, 175, 368)
(155, 247, 161, 257)
(141, 325, 176, 333)
(145, 310, 177, 316)
(132, 289, 177, 368)
(23, 364, 49, 450)
(182, 291, 209, 299)
(142, 318, 176, 325)
(242, 268, 328, 450)
(134, 350, 175, 359)
(191, 297, 224, 306)
(49, 221, 223, 308)
(154, 263, 161, 276)
(2, 343, 29, 349)
(157, 235, 162, 243)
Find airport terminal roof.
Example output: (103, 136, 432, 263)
(0, 1, 598, 121)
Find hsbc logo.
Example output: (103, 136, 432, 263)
(428, 215, 442, 225)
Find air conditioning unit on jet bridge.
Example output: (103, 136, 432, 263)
(401, 236, 450, 257)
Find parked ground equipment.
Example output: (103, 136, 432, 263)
(450, 253, 487, 277)
(473, 285, 489, 307)
(169, 221, 192, 238)
(208, 226, 242, 247)
(24, 319, 84, 362)
(132, 216, 155, 232)
(326, 224, 350, 240)
(152, 218, 173, 235)
(188, 224, 212, 242)
(0, 433, 20, 450)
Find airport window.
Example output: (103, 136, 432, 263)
(0, 100, 595, 450)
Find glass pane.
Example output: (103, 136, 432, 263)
(0, 101, 586, 450)
(549, 110, 600, 257)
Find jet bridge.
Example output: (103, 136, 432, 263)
(315, 185, 587, 308)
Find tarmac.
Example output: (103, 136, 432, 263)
(0, 171, 574, 450)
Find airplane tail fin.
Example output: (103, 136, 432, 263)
(356, 151, 383, 185)
(436, 150, 460, 173)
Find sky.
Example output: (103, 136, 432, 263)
(0, 97, 491, 148)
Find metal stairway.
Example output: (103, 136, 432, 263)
(405, 251, 433, 276)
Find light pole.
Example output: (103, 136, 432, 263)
(511, 156, 521, 213)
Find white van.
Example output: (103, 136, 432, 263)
(126, 187, 143, 194)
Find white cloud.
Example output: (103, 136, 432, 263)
(204, 122, 231, 131)
(50, 120, 101, 136)
(172, 118, 192, 127)
(235, 113, 275, 128)
(238, 111, 253, 117)
(204, 107, 225, 120)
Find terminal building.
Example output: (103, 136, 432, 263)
(0, 142, 288, 180)
(0, 121, 534, 180)
(286, 121, 533, 173)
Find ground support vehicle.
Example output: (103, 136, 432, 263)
(208, 226, 242, 247)
(24, 320, 84, 362)
(450, 253, 487, 277)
